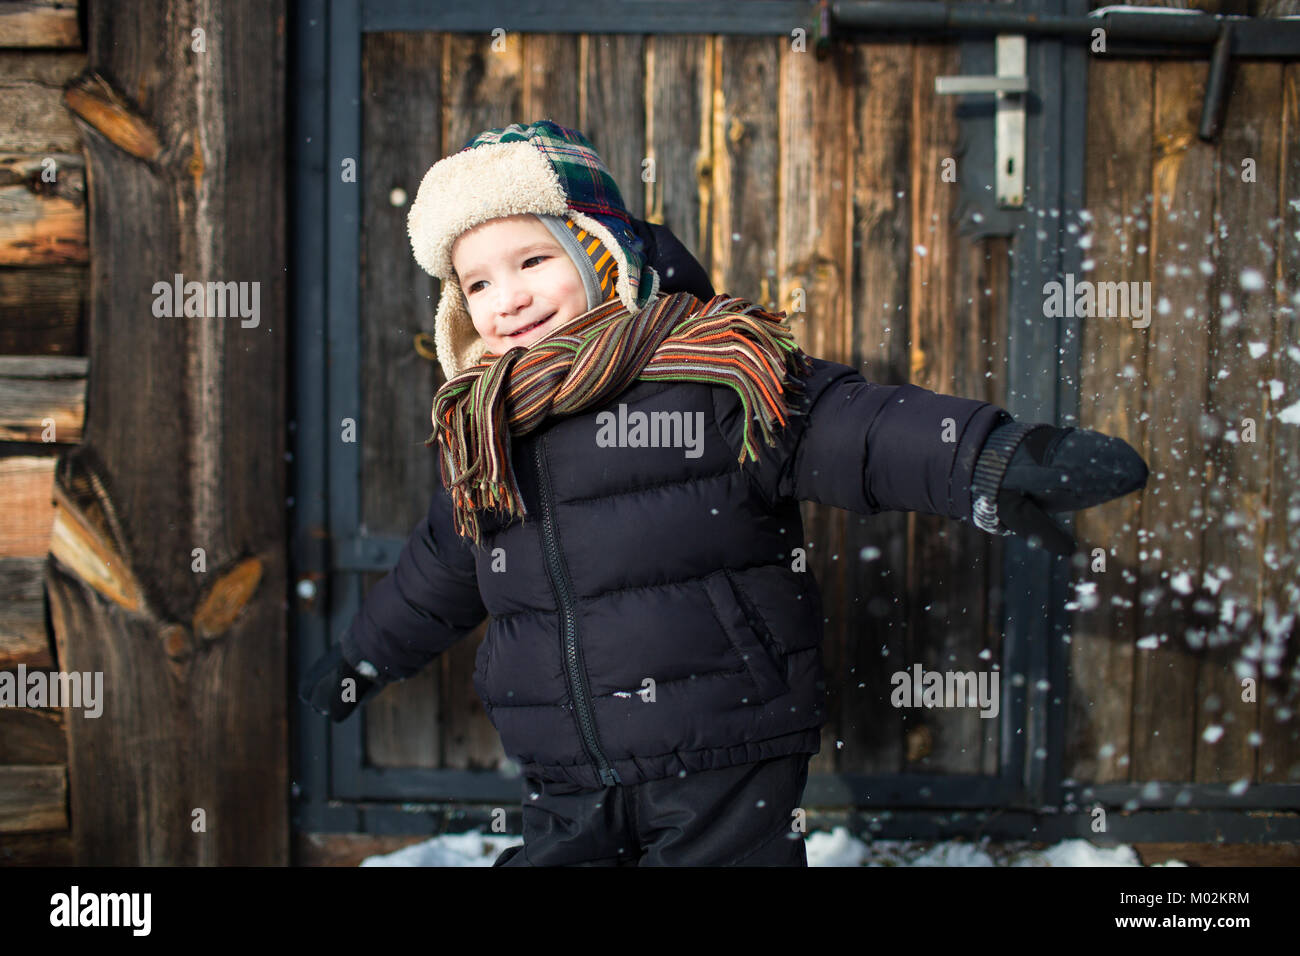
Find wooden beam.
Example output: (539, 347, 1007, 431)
(0, 456, 56, 557)
(296, 832, 434, 867)
(0, 555, 54, 669)
(1133, 842, 1300, 867)
(0, 52, 85, 153)
(0, 705, 66, 765)
(0, 828, 73, 865)
(0, 355, 86, 442)
(45, 0, 288, 865)
(0, 266, 85, 355)
(0, 153, 86, 266)
(0, 1, 82, 49)
(0, 764, 66, 832)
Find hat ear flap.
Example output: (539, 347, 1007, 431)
(433, 278, 489, 382)
(567, 211, 659, 313)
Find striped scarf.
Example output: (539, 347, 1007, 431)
(425, 291, 814, 545)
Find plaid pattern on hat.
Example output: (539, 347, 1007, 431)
(457, 121, 650, 306)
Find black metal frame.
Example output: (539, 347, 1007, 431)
(290, 0, 1300, 842)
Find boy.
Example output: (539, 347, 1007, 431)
(302, 120, 1148, 866)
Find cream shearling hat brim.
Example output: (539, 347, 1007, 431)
(407, 140, 660, 382)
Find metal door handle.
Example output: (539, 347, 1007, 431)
(935, 34, 1027, 207)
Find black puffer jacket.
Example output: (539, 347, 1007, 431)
(340, 346, 1012, 790)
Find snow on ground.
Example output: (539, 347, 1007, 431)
(360, 827, 1187, 867)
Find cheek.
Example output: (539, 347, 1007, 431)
(468, 306, 494, 339)
(565, 272, 590, 308)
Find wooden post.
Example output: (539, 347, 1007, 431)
(45, 0, 287, 865)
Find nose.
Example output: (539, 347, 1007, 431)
(492, 275, 531, 317)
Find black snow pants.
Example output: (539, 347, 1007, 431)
(492, 752, 811, 867)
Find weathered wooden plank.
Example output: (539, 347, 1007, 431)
(0, 152, 86, 265)
(0, 706, 66, 764)
(778, 35, 851, 775)
(0, 554, 53, 669)
(1262, 60, 1300, 786)
(712, 35, 779, 306)
(0, 827, 73, 864)
(1132, 60, 1215, 782)
(778, 43, 850, 363)
(47, 0, 288, 865)
(295, 831, 431, 867)
(0, 266, 84, 354)
(582, 34, 646, 220)
(645, 34, 710, 266)
(842, 41, 914, 773)
(1198, 61, 1282, 785)
(438, 31, 521, 773)
(359, 32, 446, 770)
(0, 455, 55, 557)
(905, 40, 986, 774)
(0, 1, 81, 49)
(522, 34, 580, 130)
(1067, 58, 1152, 785)
(0, 354, 85, 442)
(1133, 841, 1300, 866)
(0, 52, 85, 152)
(0, 764, 65, 832)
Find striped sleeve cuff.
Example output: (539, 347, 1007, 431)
(970, 420, 1046, 535)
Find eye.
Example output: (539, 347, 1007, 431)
(465, 279, 485, 295)
(522, 255, 547, 268)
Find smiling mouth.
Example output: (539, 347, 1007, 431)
(507, 314, 555, 337)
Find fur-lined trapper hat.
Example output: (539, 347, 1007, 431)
(407, 119, 661, 381)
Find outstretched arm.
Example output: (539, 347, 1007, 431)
(725, 357, 1147, 552)
(727, 357, 1008, 521)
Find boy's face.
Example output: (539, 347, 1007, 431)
(451, 214, 592, 355)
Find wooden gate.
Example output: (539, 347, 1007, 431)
(292, 0, 1300, 843)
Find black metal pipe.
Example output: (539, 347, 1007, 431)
(1199, 22, 1235, 141)
(832, 1, 1251, 47)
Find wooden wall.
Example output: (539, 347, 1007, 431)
(0, 0, 84, 865)
(4, 0, 290, 866)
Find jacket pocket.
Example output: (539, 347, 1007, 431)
(703, 571, 790, 704)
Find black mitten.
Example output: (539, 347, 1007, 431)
(970, 420, 1149, 556)
(299, 642, 381, 722)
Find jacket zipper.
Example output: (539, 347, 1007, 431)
(532, 435, 622, 787)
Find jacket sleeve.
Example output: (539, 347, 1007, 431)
(719, 356, 1013, 521)
(338, 460, 488, 683)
